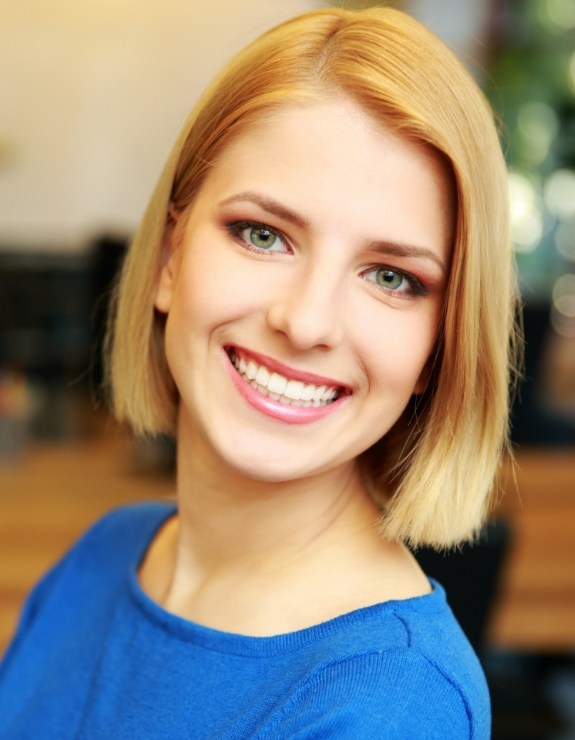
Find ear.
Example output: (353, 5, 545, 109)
(154, 204, 181, 314)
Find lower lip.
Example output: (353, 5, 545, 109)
(224, 353, 347, 425)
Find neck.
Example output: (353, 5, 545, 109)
(139, 417, 429, 636)
(174, 426, 378, 576)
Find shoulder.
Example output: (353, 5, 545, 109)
(47, 500, 176, 590)
(3, 502, 175, 649)
(258, 584, 490, 739)
(77, 501, 177, 549)
(0, 502, 175, 723)
(61, 501, 177, 570)
(29, 501, 177, 590)
(261, 648, 488, 739)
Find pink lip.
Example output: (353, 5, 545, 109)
(223, 347, 350, 425)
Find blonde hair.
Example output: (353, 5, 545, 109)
(106, 7, 520, 548)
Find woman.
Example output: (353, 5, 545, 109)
(0, 7, 519, 738)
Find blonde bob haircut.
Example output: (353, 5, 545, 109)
(107, 7, 520, 549)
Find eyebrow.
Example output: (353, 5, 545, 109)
(367, 240, 448, 275)
(219, 191, 310, 229)
(219, 191, 447, 275)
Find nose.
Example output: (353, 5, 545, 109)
(266, 265, 345, 350)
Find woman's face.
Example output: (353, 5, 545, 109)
(155, 96, 453, 483)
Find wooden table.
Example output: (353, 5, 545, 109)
(1, 433, 574, 654)
(487, 448, 575, 651)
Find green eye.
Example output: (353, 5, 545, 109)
(360, 265, 426, 298)
(249, 226, 277, 249)
(375, 269, 404, 290)
(227, 220, 289, 254)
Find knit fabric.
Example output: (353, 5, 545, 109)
(0, 503, 490, 738)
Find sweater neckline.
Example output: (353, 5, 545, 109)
(126, 502, 446, 657)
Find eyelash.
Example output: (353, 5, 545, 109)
(225, 219, 428, 298)
(225, 220, 291, 254)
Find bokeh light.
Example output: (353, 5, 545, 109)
(555, 218, 575, 261)
(545, 0, 575, 30)
(553, 273, 575, 317)
(517, 101, 559, 164)
(544, 169, 575, 221)
(551, 273, 575, 337)
(508, 172, 543, 252)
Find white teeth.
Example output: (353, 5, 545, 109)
(268, 372, 287, 395)
(255, 365, 270, 386)
(246, 360, 257, 380)
(322, 387, 337, 402)
(284, 379, 304, 400)
(230, 351, 341, 407)
(301, 384, 315, 401)
(312, 385, 326, 402)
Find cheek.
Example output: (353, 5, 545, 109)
(169, 246, 223, 323)
(165, 250, 265, 349)
(362, 312, 439, 394)
(188, 248, 287, 321)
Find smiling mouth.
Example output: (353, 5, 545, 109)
(227, 348, 346, 408)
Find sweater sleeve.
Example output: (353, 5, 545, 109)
(0, 552, 65, 669)
(258, 649, 487, 740)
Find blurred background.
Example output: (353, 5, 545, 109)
(1, 0, 574, 737)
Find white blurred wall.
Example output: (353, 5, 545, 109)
(0, 0, 487, 253)
(0, 0, 325, 251)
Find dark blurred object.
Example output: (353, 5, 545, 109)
(511, 303, 575, 446)
(414, 520, 511, 652)
(88, 234, 128, 400)
(0, 251, 93, 439)
(0, 239, 127, 440)
(486, 652, 575, 740)
(0, 251, 91, 381)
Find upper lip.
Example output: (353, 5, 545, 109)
(227, 345, 351, 392)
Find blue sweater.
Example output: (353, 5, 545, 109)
(0, 503, 490, 738)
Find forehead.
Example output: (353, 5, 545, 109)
(215, 96, 448, 182)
